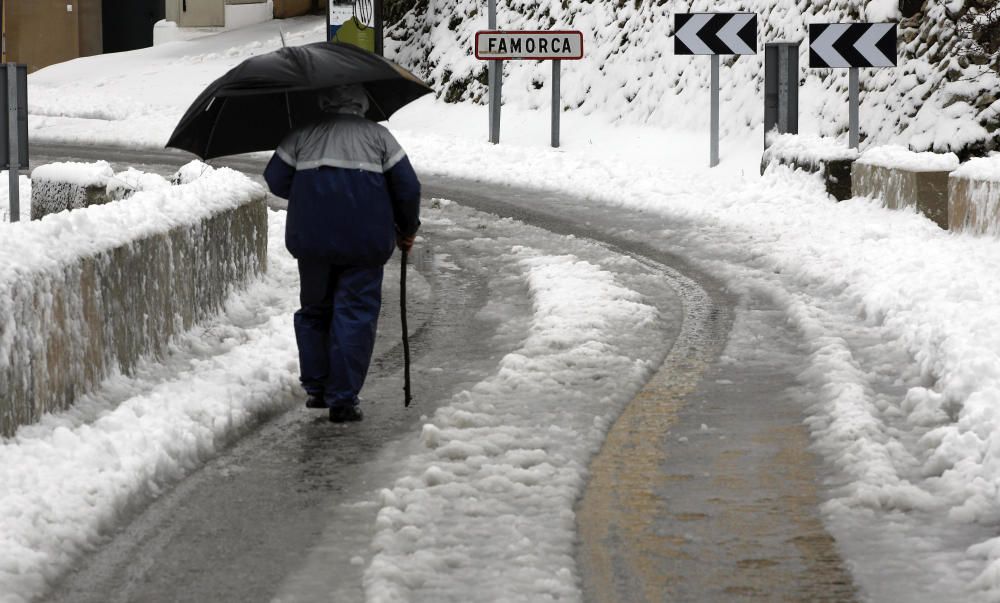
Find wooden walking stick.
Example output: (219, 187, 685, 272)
(401, 249, 412, 407)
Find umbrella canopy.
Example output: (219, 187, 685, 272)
(166, 42, 433, 159)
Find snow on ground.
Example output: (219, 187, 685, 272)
(15, 12, 1000, 603)
(388, 0, 999, 155)
(0, 173, 31, 223)
(0, 188, 663, 603)
(365, 245, 659, 601)
(0, 211, 300, 601)
(0, 168, 288, 600)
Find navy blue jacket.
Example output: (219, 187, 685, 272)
(264, 114, 421, 266)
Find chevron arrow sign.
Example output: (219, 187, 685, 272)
(809, 23, 897, 68)
(674, 13, 757, 56)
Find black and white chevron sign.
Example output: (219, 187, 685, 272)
(674, 13, 757, 56)
(809, 23, 897, 68)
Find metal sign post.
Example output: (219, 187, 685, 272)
(487, 0, 500, 144)
(475, 31, 584, 148)
(552, 59, 561, 148)
(809, 23, 897, 149)
(710, 54, 719, 167)
(7, 64, 17, 222)
(674, 12, 758, 168)
(849, 67, 860, 148)
(2, 63, 28, 223)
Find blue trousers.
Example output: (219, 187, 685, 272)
(294, 261, 384, 407)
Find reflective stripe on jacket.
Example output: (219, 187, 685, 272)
(264, 114, 421, 265)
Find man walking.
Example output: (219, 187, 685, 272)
(264, 85, 421, 423)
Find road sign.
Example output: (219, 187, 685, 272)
(475, 31, 584, 61)
(809, 23, 897, 68)
(674, 13, 757, 56)
(673, 13, 757, 167)
(328, 0, 383, 56)
(332, 18, 376, 53)
(475, 29, 584, 148)
(809, 23, 897, 149)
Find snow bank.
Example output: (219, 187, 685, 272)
(764, 133, 859, 165)
(0, 166, 267, 435)
(0, 173, 30, 223)
(953, 155, 1000, 183)
(31, 161, 176, 218)
(761, 134, 858, 200)
(30, 160, 113, 187)
(857, 145, 961, 173)
(391, 129, 1000, 598)
(364, 250, 658, 601)
(106, 167, 171, 200)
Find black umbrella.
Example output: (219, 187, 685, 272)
(165, 41, 433, 159)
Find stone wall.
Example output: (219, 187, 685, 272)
(0, 193, 267, 436)
(30, 180, 111, 220)
(950, 177, 1000, 237)
(852, 164, 952, 229)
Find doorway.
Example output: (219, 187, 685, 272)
(101, 0, 164, 54)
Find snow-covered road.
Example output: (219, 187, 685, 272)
(10, 12, 1000, 600)
(15, 143, 849, 602)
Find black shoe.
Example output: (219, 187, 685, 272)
(305, 395, 326, 409)
(329, 405, 363, 423)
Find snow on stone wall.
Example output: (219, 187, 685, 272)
(0, 167, 268, 436)
(385, 0, 999, 157)
(950, 156, 1000, 236)
(30, 161, 115, 220)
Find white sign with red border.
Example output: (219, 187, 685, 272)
(475, 30, 584, 60)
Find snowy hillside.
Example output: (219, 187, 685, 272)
(384, 0, 999, 158)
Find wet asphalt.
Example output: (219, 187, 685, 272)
(31, 143, 856, 602)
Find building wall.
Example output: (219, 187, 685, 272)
(174, 0, 225, 27)
(4, 0, 102, 72)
